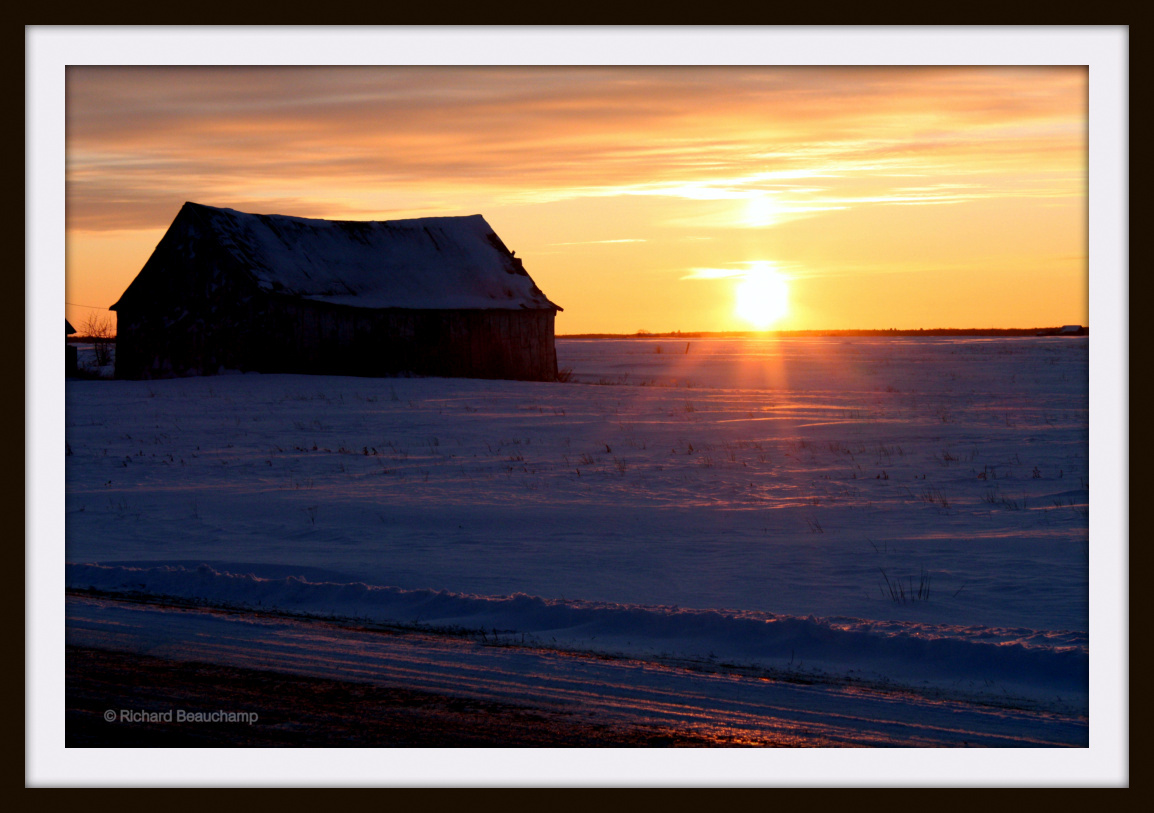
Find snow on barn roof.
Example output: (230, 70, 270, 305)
(177, 202, 559, 311)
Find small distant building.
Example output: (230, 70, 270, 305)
(65, 319, 77, 376)
(1036, 325, 1088, 337)
(110, 203, 562, 381)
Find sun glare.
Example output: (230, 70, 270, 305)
(744, 195, 780, 228)
(735, 265, 790, 329)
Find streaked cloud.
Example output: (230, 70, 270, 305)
(682, 261, 799, 281)
(67, 66, 1086, 232)
(548, 239, 647, 246)
(683, 268, 747, 280)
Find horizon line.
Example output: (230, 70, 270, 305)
(557, 326, 1088, 339)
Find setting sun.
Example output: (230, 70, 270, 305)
(735, 265, 790, 328)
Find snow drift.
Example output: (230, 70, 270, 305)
(67, 562, 1088, 708)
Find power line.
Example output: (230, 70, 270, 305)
(65, 302, 112, 311)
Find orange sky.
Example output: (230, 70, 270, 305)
(65, 66, 1088, 334)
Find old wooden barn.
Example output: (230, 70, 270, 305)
(111, 203, 562, 381)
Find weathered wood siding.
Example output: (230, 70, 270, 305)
(117, 292, 557, 382)
(113, 258, 267, 379)
(256, 299, 557, 381)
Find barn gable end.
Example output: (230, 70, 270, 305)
(111, 203, 562, 381)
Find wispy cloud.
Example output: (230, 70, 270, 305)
(66, 66, 1086, 232)
(681, 261, 800, 281)
(548, 238, 647, 246)
(682, 268, 747, 280)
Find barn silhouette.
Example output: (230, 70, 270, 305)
(111, 203, 562, 381)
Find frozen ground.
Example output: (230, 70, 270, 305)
(65, 593, 1088, 748)
(61, 336, 1093, 754)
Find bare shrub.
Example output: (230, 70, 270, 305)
(83, 313, 116, 367)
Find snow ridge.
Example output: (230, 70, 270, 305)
(67, 563, 1088, 706)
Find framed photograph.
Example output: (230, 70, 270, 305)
(31, 26, 1127, 787)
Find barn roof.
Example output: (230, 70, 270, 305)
(119, 202, 560, 312)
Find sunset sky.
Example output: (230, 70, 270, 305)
(65, 65, 1088, 334)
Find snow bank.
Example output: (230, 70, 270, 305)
(67, 563, 1088, 707)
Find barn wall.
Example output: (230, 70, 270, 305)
(117, 293, 557, 382)
(256, 300, 558, 382)
(111, 261, 265, 378)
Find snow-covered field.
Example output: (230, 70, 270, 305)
(57, 336, 1110, 766)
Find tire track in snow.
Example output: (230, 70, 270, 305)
(65, 594, 1087, 747)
